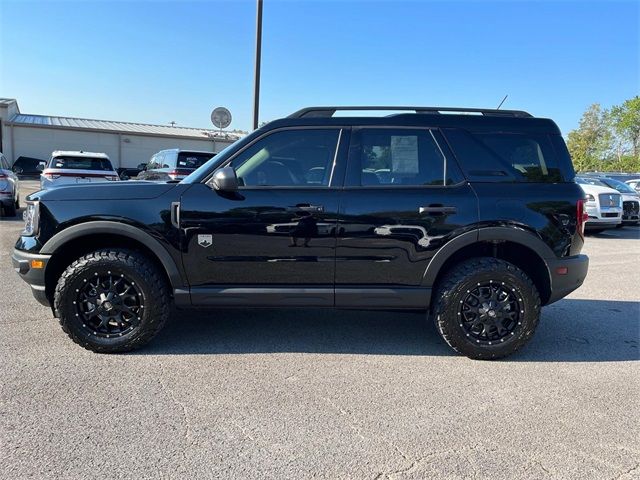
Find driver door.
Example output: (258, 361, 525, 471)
(179, 127, 348, 306)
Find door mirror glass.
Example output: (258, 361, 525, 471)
(36, 163, 45, 172)
(210, 166, 239, 191)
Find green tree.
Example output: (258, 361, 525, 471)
(567, 103, 612, 172)
(608, 96, 640, 159)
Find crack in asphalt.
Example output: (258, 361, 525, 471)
(157, 361, 193, 465)
(612, 463, 640, 480)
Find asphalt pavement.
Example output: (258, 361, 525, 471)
(1, 181, 638, 479)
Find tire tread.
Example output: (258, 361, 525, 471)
(433, 257, 541, 360)
(54, 248, 170, 353)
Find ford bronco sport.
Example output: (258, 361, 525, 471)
(12, 106, 589, 359)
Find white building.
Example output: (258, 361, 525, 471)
(0, 98, 244, 168)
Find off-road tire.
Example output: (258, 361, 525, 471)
(54, 249, 171, 353)
(432, 257, 541, 360)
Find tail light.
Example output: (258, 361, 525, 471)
(577, 199, 589, 238)
(0, 173, 7, 179)
(43, 172, 60, 180)
(167, 169, 192, 180)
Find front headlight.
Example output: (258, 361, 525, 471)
(22, 201, 40, 236)
(585, 194, 595, 203)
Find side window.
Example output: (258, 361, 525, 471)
(162, 151, 176, 169)
(474, 133, 562, 182)
(148, 154, 158, 170)
(350, 128, 455, 186)
(443, 129, 563, 183)
(231, 129, 340, 187)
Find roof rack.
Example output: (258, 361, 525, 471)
(288, 106, 533, 119)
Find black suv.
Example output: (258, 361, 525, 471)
(12, 106, 589, 359)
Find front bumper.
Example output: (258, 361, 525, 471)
(11, 248, 52, 307)
(546, 254, 589, 305)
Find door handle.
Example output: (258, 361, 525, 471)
(170, 201, 180, 228)
(419, 205, 457, 215)
(294, 203, 324, 213)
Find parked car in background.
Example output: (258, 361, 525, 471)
(626, 179, 640, 194)
(137, 149, 215, 182)
(11, 156, 46, 179)
(0, 152, 20, 216)
(582, 171, 640, 183)
(116, 167, 144, 180)
(41, 151, 119, 190)
(590, 177, 640, 226)
(576, 177, 623, 232)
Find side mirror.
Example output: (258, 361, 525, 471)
(137, 163, 147, 171)
(13, 166, 23, 174)
(119, 172, 130, 180)
(36, 163, 45, 172)
(210, 166, 239, 192)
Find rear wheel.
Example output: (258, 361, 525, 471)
(432, 257, 541, 360)
(54, 249, 171, 353)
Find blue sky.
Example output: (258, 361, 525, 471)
(1, 0, 638, 135)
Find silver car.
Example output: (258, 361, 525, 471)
(0, 152, 20, 217)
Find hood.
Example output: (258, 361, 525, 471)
(27, 181, 178, 202)
(620, 192, 640, 201)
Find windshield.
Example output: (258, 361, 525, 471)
(600, 177, 637, 194)
(49, 156, 114, 171)
(576, 177, 607, 187)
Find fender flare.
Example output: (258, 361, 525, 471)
(421, 226, 555, 287)
(40, 221, 185, 288)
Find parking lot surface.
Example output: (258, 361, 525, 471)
(1, 181, 639, 479)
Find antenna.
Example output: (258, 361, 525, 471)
(496, 94, 508, 110)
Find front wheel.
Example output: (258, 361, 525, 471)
(432, 257, 541, 360)
(54, 249, 171, 353)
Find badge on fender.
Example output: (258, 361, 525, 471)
(198, 234, 213, 248)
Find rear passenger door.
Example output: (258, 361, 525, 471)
(335, 127, 478, 308)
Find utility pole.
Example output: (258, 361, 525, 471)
(253, 0, 263, 130)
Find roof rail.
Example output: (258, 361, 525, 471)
(288, 106, 533, 119)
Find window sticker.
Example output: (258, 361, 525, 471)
(390, 136, 419, 174)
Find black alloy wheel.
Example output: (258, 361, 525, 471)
(459, 281, 522, 345)
(54, 249, 171, 353)
(75, 272, 144, 338)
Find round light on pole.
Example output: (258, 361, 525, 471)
(211, 107, 232, 129)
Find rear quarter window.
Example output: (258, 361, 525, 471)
(443, 129, 564, 183)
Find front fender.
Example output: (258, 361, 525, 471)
(40, 220, 186, 290)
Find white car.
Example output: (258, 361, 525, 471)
(576, 177, 622, 232)
(626, 179, 640, 194)
(591, 177, 640, 226)
(41, 151, 119, 190)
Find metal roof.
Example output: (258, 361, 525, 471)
(0, 98, 19, 107)
(52, 150, 110, 159)
(6, 111, 244, 141)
